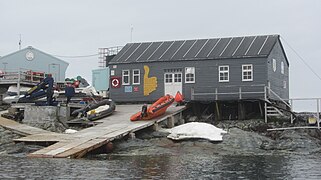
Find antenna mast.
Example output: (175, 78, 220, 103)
(130, 24, 134, 42)
(19, 34, 22, 50)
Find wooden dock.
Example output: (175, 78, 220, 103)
(0, 104, 186, 158)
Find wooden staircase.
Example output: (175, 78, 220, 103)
(266, 105, 286, 117)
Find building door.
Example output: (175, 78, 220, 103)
(48, 63, 60, 81)
(164, 72, 182, 96)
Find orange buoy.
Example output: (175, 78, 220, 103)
(174, 91, 184, 103)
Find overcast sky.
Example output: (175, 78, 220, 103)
(1, 0, 320, 102)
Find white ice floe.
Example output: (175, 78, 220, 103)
(166, 122, 227, 141)
(64, 129, 78, 134)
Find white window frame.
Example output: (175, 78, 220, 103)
(122, 70, 130, 85)
(281, 61, 284, 74)
(164, 73, 173, 84)
(283, 80, 287, 89)
(272, 59, 277, 72)
(219, 65, 229, 82)
(132, 69, 140, 85)
(242, 64, 253, 82)
(185, 67, 195, 83)
(174, 73, 182, 83)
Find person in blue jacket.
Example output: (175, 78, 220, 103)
(65, 82, 75, 104)
(43, 74, 54, 105)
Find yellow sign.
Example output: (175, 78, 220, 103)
(144, 65, 157, 96)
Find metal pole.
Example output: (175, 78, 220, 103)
(215, 88, 218, 100)
(58, 64, 60, 81)
(48, 64, 51, 76)
(265, 81, 271, 97)
(317, 99, 320, 129)
(130, 25, 134, 42)
(290, 99, 294, 124)
(264, 86, 267, 123)
(191, 87, 194, 101)
(2, 62, 7, 73)
(17, 70, 21, 97)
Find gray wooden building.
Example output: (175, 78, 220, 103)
(108, 34, 289, 105)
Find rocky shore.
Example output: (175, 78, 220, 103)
(0, 126, 21, 155)
(1, 116, 321, 157)
(108, 117, 321, 157)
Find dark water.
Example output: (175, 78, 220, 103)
(1, 153, 321, 179)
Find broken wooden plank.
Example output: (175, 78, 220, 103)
(267, 126, 320, 131)
(0, 116, 51, 136)
(14, 133, 71, 143)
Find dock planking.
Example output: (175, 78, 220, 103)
(1, 104, 186, 158)
(0, 116, 53, 136)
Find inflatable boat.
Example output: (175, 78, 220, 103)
(130, 94, 174, 121)
(72, 99, 116, 121)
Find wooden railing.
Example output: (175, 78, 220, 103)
(191, 84, 267, 101)
(0, 70, 47, 83)
(191, 85, 321, 127)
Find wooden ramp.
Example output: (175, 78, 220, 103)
(0, 116, 54, 136)
(2, 104, 186, 158)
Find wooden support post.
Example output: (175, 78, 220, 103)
(258, 101, 263, 117)
(191, 87, 194, 101)
(215, 101, 221, 121)
(192, 102, 201, 118)
(167, 116, 175, 128)
(239, 87, 242, 100)
(152, 123, 160, 131)
(238, 101, 245, 120)
(129, 132, 136, 139)
(178, 112, 185, 125)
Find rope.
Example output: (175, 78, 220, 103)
(51, 53, 99, 58)
(281, 36, 321, 82)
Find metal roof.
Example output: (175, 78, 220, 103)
(110, 35, 280, 64)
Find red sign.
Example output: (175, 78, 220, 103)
(111, 77, 121, 88)
(133, 86, 139, 92)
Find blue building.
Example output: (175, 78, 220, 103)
(0, 46, 69, 82)
(92, 67, 109, 97)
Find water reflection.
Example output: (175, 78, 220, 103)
(0, 154, 321, 179)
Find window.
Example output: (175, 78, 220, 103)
(174, 73, 182, 83)
(122, 70, 130, 85)
(110, 70, 115, 76)
(219, 65, 229, 82)
(281, 61, 284, 74)
(272, 59, 277, 72)
(283, 80, 287, 89)
(242, 64, 253, 81)
(165, 73, 173, 83)
(185, 67, 195, 83)
(132, 69, 140, 85)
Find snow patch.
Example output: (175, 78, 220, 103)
(64, 129, 78, 134)
(166, 122, 227, 142)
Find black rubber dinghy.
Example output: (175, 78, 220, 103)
(72, 99, 116, 121)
